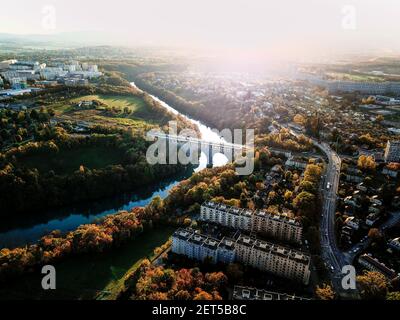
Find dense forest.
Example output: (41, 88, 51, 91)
(0, 126, 192, 213)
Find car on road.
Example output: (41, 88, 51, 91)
(326, 182, 331, 190)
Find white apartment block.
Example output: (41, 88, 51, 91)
(235, 235, 310, 285)
(384, 140, 400, 163)
(172, 229, 311, 285)
(200, 202, 252, 232)
(200, 201, 302, 244)
(172, 228, 236, 265)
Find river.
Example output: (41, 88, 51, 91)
(0, 82, 227, 249)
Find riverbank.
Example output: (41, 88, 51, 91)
(0, 226, 174, 300)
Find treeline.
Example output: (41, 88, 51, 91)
(0, 209, 144, 281)
(119, 259, 227, 300)
(256, 128, 314, 152)
(0, 107, 54, 148)
(133, 76, 220, 128)
(0, 187, 197, 282)
(0, 128, 191, 214)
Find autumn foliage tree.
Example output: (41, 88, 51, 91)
(131, 261, 227, 300)
(357, 271, 388, 300)
(315, 284, 335, 300)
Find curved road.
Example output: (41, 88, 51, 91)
(283, 126, 350, 294)
(316, 141, 348, 292)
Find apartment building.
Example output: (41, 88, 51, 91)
(200, 201, 252, 232)
(358, 254, 398, 280)
(232, 286, 309, 300)
(172, 229, 311, 285)
(384, 140, 400, 163)
(171, 228, 235, 264)
(285, 157, 309, 170)
(235, 235, 310, 285)
(388, 238, 400, 252)
(200, 201, 302, 244)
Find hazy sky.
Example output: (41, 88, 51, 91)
(1, 0, 400, 60)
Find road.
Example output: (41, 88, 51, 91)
(282, 126, 351, 295)
(316, 141, 349, 294)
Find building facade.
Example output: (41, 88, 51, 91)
(384, 140, 400, 163)
(358, 254, 398, 280)
(200, 201, 302, 244)
(172, 228, 311, 285)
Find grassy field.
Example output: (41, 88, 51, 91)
(49, 94, 163, 130)
(18, 145, 125, 175)
(0, 227, 174, 300)
(52, 94, 160, 127)
(326, 72, 385, 82)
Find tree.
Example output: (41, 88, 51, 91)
(284, 190, 293, 201)
(293, 191, 316, 216)
(376, 114, 384, 123)
(315, 284, 335, 300)
(387, 292, 400, 300)
(357, 271, 388, 300)
(294, 114, 305, 125)
(358, 155, 376, 171)
(193, 290, 213, 300)
(368, 228, 382, 240)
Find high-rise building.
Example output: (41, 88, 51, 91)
(384, 140, 400, 163)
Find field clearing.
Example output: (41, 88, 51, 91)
(18, 145, 124, 175)
(326, 72, 386, 82)
(52, 94, 159, 127)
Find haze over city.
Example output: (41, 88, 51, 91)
(1, 0, 400, 62)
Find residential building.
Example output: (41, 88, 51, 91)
(200, 201, 302, 244)
(200, 201, 252, 232)
(232, 286, 309, 300)
(235, 235, 311, 285)
(388, 238, 400, 252)
(385, 140, 400, 163)
(383, 166, 399, 178)
(366, 212, 380, 227)
(344, 217, 361, 230)
(358, 254, 398, 280)
(171, 228, 235, 265)
(171, 228, 311, 285)
(285, 156, 309, 170)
